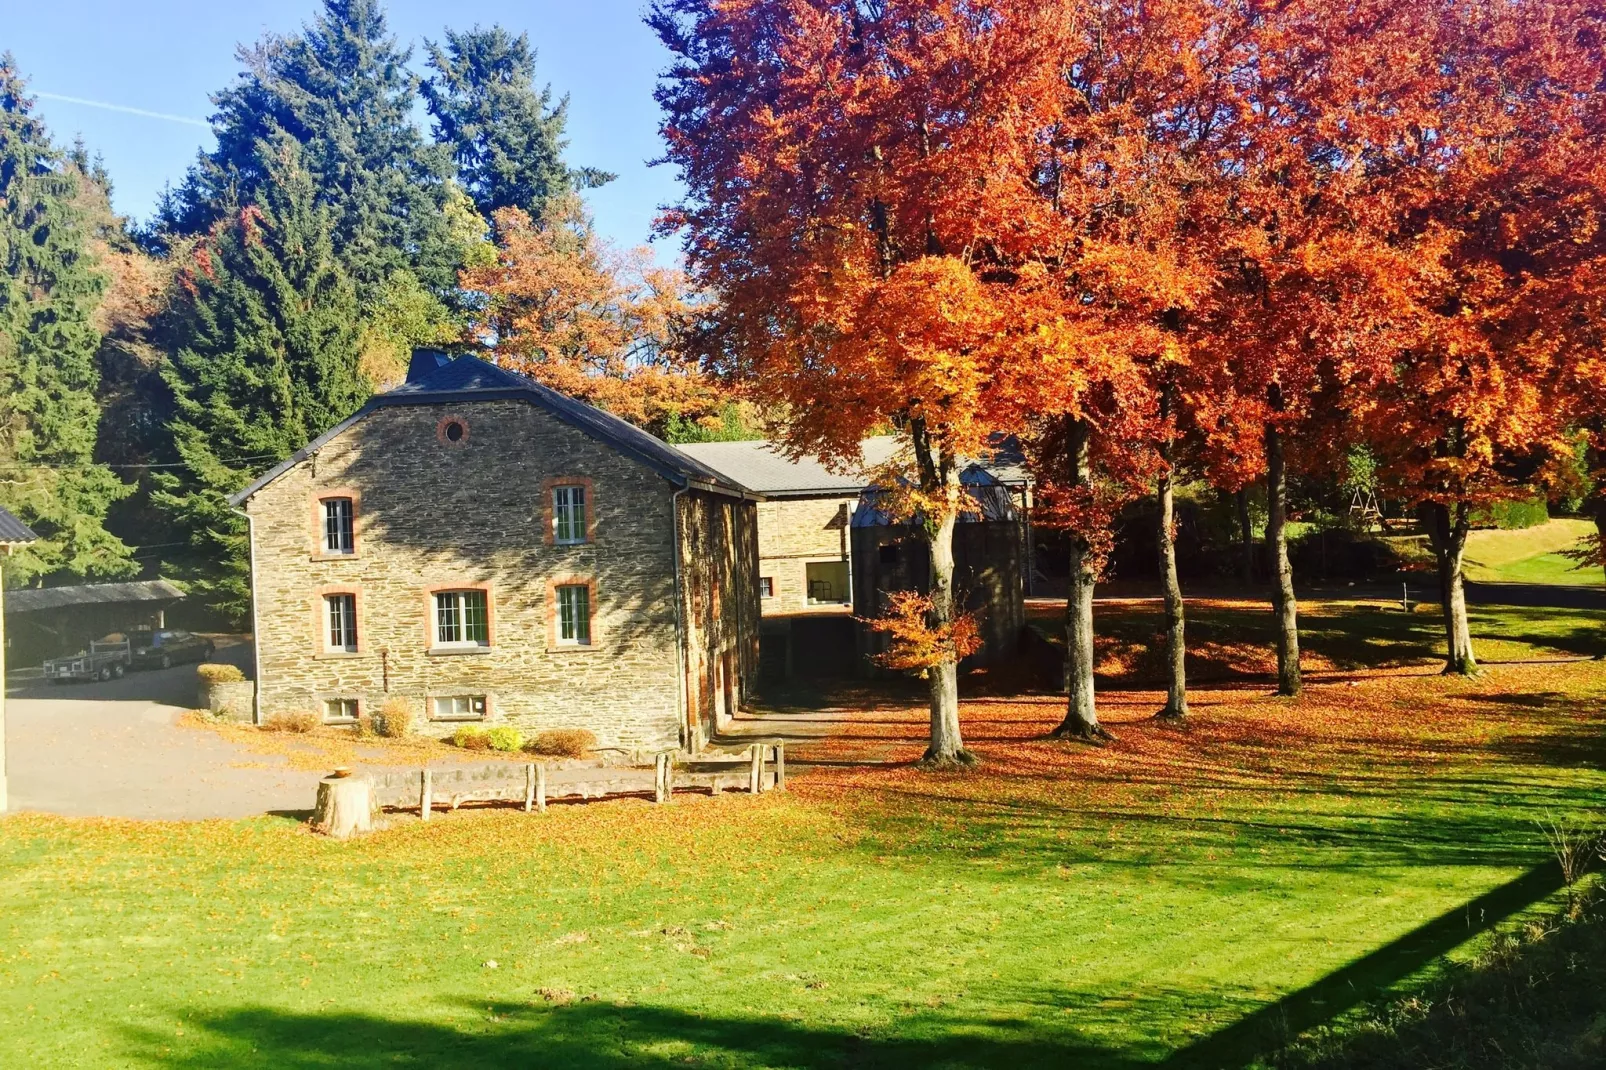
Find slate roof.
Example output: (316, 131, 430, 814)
(0, 506, 37, 545)
(231, 354, 757, 505)
(677, 435, 1031, 499)
(6, 579, 185, 614)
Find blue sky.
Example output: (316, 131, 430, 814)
(6, 0, 684, 261)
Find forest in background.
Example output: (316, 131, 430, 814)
(0, 0, 749, 617)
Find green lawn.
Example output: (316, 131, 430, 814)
(1384, 518, 1603, 587)
(3, 603, 1605, 1068)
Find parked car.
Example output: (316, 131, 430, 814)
(126, 629, 216, 671)
(43, 638, 131, 683)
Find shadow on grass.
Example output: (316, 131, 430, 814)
(1161, 861, 1565, 1068)
(127, 866, 1566, 1070)
(125, 1000, 1147, 1070)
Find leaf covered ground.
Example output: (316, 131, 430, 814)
(2, 601, 1604, 1068)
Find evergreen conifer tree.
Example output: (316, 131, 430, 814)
(153, 139, 366, 620)
(162, 0, 456, 300)
(422, 26, 613, 220)
(0, 53, 134, 585)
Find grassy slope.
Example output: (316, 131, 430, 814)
(1386, 518, 1601, 586)
(1273, 886, 1606, 1069)
(2, 603, 1604, 1069)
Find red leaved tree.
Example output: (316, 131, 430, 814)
(651, 0, 1067, 765)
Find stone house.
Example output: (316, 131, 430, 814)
(678, 437, 1031, 679)
(232, 351, 762, 754)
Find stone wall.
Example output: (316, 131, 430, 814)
(677, 491, 761, 748)
(245, 399, 686, 753)
(753, 497, 857, 615)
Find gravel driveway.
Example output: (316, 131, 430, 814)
(5, 638, 318, 820)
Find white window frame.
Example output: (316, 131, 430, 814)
(759, 577, 774, 598)
(552, 485, 587, 545)
(323, 697, 359, 723)
(325, 593, 358, 652)
(322, 497, 354, 555)
(431, 694, 487, 722)
(556, 584, 592, 646)
(434, 589, 490, 648)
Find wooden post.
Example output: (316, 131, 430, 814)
(524, 763, 536, 813)
(535, 762, 547, 813)
(420, 769, 433, 821)
(654, 753, 667, 803)
(774, 741, 786, 791)
(749, 743, 762, 794)
(665, 756, 675, 799)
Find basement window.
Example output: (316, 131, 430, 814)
(432, 695, 487, 721)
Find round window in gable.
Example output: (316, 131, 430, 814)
(436, 416, 470, 447)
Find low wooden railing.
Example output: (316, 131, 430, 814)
(369, 742, 787, 821)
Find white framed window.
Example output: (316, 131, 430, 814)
(434, 589, 490, 647)
(759, 577, 774, 598)
(556, 584, 592, 645)
(432, 695, 487, 721)
(552, 485, 587, 545)
(325, 593, 357, 652)
(322, 498, 354, 554)
(323, 698, 359, 723)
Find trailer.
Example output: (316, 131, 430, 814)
(43, 638, 132, 683)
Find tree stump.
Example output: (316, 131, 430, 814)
(311, 775, 375, 839)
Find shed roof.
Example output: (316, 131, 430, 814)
(231, 354, 757, 505)
(677, 435, 1030, 498)
(5, 579, 186, 614)
(0, 506, 38, 546)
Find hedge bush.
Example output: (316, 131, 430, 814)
(196, 663, 245, 684)
(374, 697, 413, 739)
(1474, 497, 1549, 530)
(451, 726, 490, 750)
(525, 728, 596, 758)
(262, 711, 317, 734)
(486, 727, 524, 752)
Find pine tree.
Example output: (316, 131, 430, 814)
(422, 26, 613, 220)
(0, 53, 134, 585)
(161, 0, 456, 299)
(153, 140, 366, 620)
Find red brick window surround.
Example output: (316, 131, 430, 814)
(314, 586, 363, 655)
(311, 488, 361, 558)
(541, 477, 596, 545)
(426, 584, 495, 652)
(546, 576, 599, 650)
(436, 415, 471, 447)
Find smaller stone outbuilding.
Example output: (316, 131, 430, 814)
(680, 437, 1031, 680)
(232, 351, 763, 754)
(850, 470, 1026, 669)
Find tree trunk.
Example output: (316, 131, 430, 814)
(311, 775, 375, 839)
(1265, 422, 1302, 697)
(1426, 500, 1478, 675)
(1156, 434, 1189, 720)
(1236, 487, 1255, 587)
(1054, 416, 1108, 740)
(909, 420, 974, 768)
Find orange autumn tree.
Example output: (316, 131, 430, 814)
(989, 0, 1273, 736)
(651, 0, 1068, 766)
(459, 194, 732, 436)
(1329, 0, 1606, 674)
